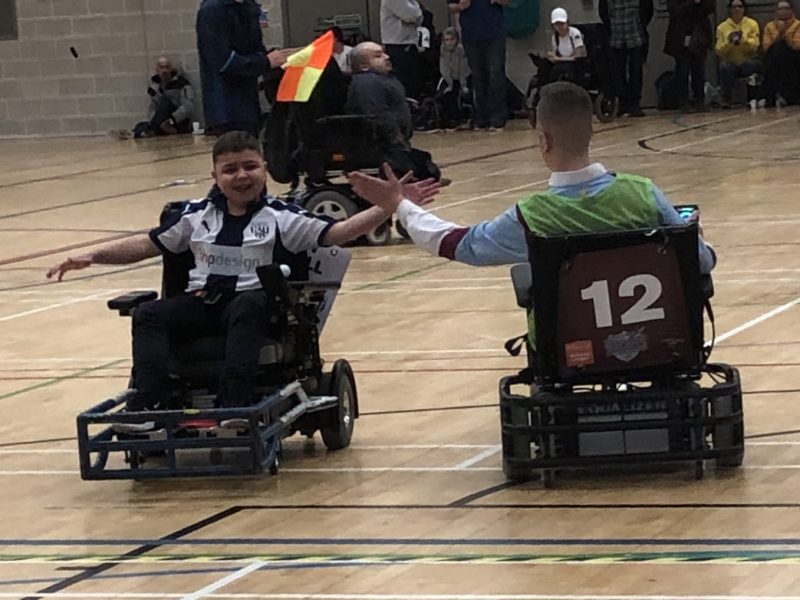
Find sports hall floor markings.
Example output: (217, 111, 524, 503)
(9, 550, 800, 566)
(0, 232, 144, 267)
(0, 144, 210, 191)
(2, 595, 800, 600)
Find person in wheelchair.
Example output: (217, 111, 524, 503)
(47, 131, 438, 429)
(530, 8, 588, 87)
(346, 41, 446, 184)
(349, 81, 716, 274)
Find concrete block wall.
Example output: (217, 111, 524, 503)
(0, 0, 284, 138)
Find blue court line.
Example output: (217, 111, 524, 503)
(4, 537, 800, 547)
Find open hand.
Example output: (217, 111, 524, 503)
(403, 176, 440, 207)
(347, 163, 407, 213)
(46, 255, 92, 282)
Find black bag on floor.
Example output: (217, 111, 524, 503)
(656, 70, 680, 110)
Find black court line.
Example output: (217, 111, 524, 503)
(234, 502, 800, 510)
(0, 185, 178, 221)
(0, 436, 73, 449)
(360, 403, 496, 416)
(448, 482, 519, 507)
(0, 146, 209, 191)
(20, 506, 242, 600)
(747, 428, 800, 440)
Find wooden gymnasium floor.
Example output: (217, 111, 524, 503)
(0, 109, 799, 600)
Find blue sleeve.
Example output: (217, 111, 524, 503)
(454, 206, 529, 266)
(652, 185, 716, 274)
(197, 3, 269, 79)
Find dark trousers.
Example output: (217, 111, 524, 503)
(675, 54, 706, 108)
(384, 144, 441, 182)
(131, 291, 271, 409)
(763, 41, 800, 104)
(385, 44, 420, 100)
(612, 46, 645, 110)
(463, 37, 507, 128)
(440, 80, 470, 127)
(719, 60, 761, 102)
(133, 96, 191, 138)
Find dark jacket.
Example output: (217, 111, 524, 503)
(147, 70, 196, 124)
(664, 0, 715, 59)
(345, 71, 413, 142)
(598, 0, 654, 47)
(196, 0, 270, 132)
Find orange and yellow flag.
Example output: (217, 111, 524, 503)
(276, 30, 335, 103)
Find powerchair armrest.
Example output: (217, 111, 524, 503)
(107, 291, 158, 316)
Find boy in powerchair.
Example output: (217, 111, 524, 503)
(349, 81, 716, 278)
(47, 131, 439, 432)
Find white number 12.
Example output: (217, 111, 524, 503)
(580, 275, 665, 329)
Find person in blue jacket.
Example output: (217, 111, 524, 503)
(196, 0, 292, 136)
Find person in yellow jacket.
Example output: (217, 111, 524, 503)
(762, 0, 800, 105)
(715, 0, 762, 107)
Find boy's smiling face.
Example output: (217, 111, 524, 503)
(211, 149, 267, 210)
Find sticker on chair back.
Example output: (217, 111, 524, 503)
(564, 340, 595, 367)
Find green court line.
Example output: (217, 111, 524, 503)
(0, 359, 126, 402)
(5, 550, 800, 565)
(351, 260, 447, 292)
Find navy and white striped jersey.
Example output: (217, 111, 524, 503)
(149, 192, 334, 293)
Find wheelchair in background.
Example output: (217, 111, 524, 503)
(526, 22, 619, 127)
(264, 61, 399, 246)
(501, 224, 744, 487)
(77, 201, 358, 480)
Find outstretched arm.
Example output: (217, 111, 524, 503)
(46, 235, 160, 282)
(349, 165, 526, 266)
(323, 173, 440, 247)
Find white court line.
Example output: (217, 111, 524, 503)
(1, 442, 797, 456)
(179, 561, 265, 600)
(717, 297, 800, 344)
(663, 113, 799, 151)
(0, 289, 119, 323)
(454, 445, 503, 470)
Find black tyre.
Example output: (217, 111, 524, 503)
(594, 92, 618, 123)
(503, 460, 532, 483)
(321, 359, 357, 450)
(303, 190, 358, 222)
(364, 220, 392, 246)
(396, 221, 410, 240)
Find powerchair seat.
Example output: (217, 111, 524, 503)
(500, 225, 744, 487)
(77, 201, 359, 480)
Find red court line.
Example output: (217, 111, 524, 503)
(0, 231, 144, 266)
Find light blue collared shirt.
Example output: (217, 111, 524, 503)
(453, 163, 715, 273)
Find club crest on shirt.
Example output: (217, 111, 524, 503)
(250, 223, 269, 239)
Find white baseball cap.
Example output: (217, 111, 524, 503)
(551, 7, 568, 23)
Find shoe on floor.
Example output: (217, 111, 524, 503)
(627, 107, 646, 117)
(439, 177, 452, 187)
(757, 98, 767, 108)
(749, 99, 758, 110)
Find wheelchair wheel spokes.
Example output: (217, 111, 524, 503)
(303, 189, 358, 222)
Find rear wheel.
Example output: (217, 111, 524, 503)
(594, 93, 618, 123)
(321, 360, 357, 450)
(303, 190, 358, 222)
(364, 220, 392, 246)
